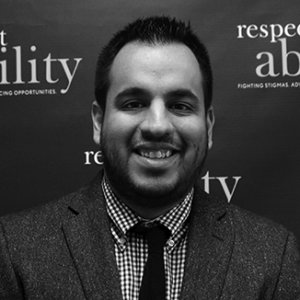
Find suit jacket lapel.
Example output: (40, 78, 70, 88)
(62, 174, 123, 300)
(180, 182, 235, 300)
(61, 172, 234, 300)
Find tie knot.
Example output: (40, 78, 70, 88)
(132, 222, 170, 251)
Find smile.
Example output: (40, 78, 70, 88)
(139, 150, 172, 159)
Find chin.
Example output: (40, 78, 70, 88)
(129, 174, 188, 201)
(134, 181, 176, 197)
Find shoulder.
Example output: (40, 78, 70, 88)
(223, 204, 300, 296)
(0, 185, 93, 243)
(226, 203, 299, 266)
(228, 203, 290, 242)
(194, 186, 291, 245)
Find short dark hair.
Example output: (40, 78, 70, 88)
(95, 16, 213, 112)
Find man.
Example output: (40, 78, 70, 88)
(0, 16, 299, 300)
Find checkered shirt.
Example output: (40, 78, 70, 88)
(102, 177, 193, 300)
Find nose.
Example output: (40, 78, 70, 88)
(140, 98, 173, 140)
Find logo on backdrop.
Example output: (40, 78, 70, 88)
(0, 30, 82, 96)
(236, 23, 300, 89)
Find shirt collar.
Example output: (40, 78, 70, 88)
(102, 176, 140, 236)
(102, 176, 193, 251)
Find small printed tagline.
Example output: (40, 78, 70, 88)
(237, 81, 300, 89)
(0, 88, 57, 96)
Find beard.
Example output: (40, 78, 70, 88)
(100, 130, 208, 209)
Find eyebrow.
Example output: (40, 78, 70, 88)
(115, 87, 199, 102)
(115, 87, 151, 102)
(165, 89, 199, 102)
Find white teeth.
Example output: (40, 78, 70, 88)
(140, 150, 173, 159)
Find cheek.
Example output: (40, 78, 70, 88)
(181, 130, 208, 164)
(178, 119, 207, 147)
(189, 137, 207, 162)
(102, 113, 139, 146)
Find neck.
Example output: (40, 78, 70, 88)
(120, 198, 182, 220)
(104, 175, 191, 219)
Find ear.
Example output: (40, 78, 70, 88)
(91, 100, 103, 145)
(206, 106, 215, 150)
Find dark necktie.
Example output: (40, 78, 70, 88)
(133, 222, 171, 300)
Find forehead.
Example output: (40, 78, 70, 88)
(108, 42, 203, 97)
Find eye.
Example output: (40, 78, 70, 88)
(171, 103, 189, 110)
(169, 102, 194, 114)
(122, 100, 145, 110)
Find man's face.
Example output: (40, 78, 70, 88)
(92, 42, 214, 210)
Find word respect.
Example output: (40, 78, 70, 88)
(237, 23, 300, 43)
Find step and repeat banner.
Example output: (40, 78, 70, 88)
(1, 0, 299, 239)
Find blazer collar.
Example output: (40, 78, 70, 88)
(180, 179, 235, 300)
(62, 172, 123, 300)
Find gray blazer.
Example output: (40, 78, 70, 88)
(1, 172, 300, 299)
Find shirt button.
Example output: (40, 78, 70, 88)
(168, 239, 175, 247)
(120, 237, 126, 245)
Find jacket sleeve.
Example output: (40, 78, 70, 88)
(272, 232, 300, 299)
(0, 221, 23, 299)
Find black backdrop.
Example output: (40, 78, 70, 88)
(1, 0, 299, 240)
